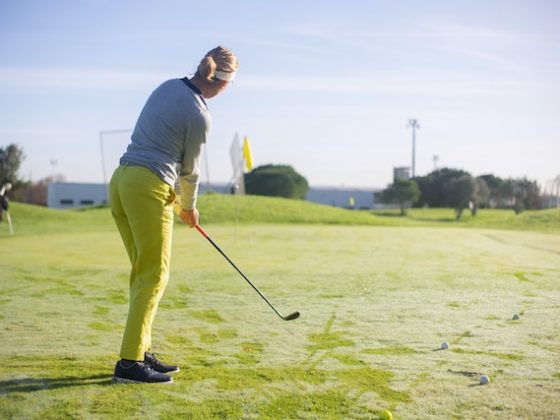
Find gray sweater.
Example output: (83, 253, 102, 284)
(120, 78, 211, 209)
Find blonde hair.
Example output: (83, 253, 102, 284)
(196, 46, 239, 82)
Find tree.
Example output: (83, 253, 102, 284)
(245, 164, 309, 199)
(445, 175, 476, 219)
(25, 174, 66, 206)
(0, 144, 24, 185)
(470, 177, 490, 215)
(0, 144, 28, 200)
(414, 169, 541, 214)
(478, 174, 505, 208)
(479, 174, 519, 208)
(414, 168, 471, 207)
(508, 177, 541, 214)
(380, 178, 420, 215)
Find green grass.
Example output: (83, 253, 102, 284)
(1, 198, 560, 418)
(3, 195, 560, 238)
(363, 345, 417, 356)
(190, 309, 225, 324)
(371, 206, 560, 231)
(2, 202, 114, 236)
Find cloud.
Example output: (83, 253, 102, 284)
(0, 63, 549, 101)
(238, 73, 534, 98)
(0, 67, 169, 91)
(416, 20, 521, 43)
(282, 22, 334, 39)
(436, 46, 524, 72)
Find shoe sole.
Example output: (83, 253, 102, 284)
(148, 366, 180, 374)
(112, 376, 173, 384)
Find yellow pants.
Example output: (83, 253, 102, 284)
(109, 165, 175, 361)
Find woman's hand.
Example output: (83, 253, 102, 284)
(180, 208, 199, 227)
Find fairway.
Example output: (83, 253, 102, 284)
(1, 219, 560, 418)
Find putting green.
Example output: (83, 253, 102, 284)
(1, 224, 559, 418)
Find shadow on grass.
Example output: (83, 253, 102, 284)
(0, 374, 111, 394)
(371, 210, 458, 222)
(370, 211, 406, 218)
(411, 217, 457, 223)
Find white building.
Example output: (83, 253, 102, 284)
(47, 181, 386, 210)
(46, 181, 234, 209)
(48, 182, 108, 209)
(393, 166, 411, 180)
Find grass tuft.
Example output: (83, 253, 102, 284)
(88, 322, 115, 332)
(363, 346, 417, 356)
(514, 272, 530, 282)
(307, 313, 354, 351)
(190, 309, 224, 324)
(451, 348, 524, 361)
(452, 330, 474, 344)
(234, 342, 264, 365)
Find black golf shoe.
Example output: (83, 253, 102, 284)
(112, 360, 173, 384)
(145, 352, 180, 373)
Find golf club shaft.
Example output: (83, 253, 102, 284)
(194, 224, 288, 320)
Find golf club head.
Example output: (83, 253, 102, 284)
(283, 311, 300, 321)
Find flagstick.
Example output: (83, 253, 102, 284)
(204, 147, 211, 193)
(240, 135, 253, 243)
(233, 181, 239, 245)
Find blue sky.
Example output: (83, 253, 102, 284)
(1, 0, 559, 190)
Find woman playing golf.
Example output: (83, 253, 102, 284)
(110, 46, 238, 384)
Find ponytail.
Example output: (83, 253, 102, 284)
(196, 46, 238, 83)
(197, 55, 218, 81)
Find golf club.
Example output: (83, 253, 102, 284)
(194, 224, 299, 321)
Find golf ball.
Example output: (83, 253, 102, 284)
(480, 375, 490, 385)
(512, 313, 520, 320)
(379, 409, 393, 420)
(441, 341, 449, 350)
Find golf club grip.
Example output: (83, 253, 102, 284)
(195, 224, 208, 238)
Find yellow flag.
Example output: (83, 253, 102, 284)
(242, 136, 253, 171)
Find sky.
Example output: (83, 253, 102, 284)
(1, 0, 559, 190)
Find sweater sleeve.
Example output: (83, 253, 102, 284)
(179, 113, 210, 209)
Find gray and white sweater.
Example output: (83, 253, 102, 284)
(120, 78, 211, 209)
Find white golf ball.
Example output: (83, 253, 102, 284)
(441, 341, 449, 350)
(480, 375, 490, 385)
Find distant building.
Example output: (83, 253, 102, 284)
(393, 167, 410, 181)
(191, 183, 382, 210)
(47, 181, 385, 211)
(47, 181, 233, 209)
(306, 186, 380, 209)
(48, 182, 108, 209)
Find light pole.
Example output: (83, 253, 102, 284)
(407, 119, 420, 177)
(99, 129, 132, 185)
(99, 129, 132, 205)
(50, 159, 58, 181)
(555, 175, 560, 208)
